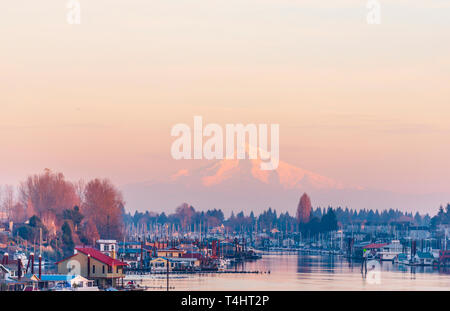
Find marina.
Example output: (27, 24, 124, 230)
(126, 253, 450, 291)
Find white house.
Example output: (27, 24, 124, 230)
(96, 240, 118, 258)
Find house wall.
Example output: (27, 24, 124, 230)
(157, 250, 183, 258)
(57, 253, 124, 286)
(150, 258, 174, 271)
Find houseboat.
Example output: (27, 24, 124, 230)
(378, 240, 403, 261)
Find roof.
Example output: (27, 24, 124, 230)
(160, 247, 182, 252)
(151, 257, 174, 262)
(118, 248, 141, 254)
(363, 243, 388, 249)
(39, 274, 76, 282)
(0, 264, 10, 273)
(416, 252, 434, 259)
(170, 257, 199, 262)
(118, 241, 141, 246)
(158, 247, 185, 253)
(56, 247, 127, 266)
(76, 247, 128, 266)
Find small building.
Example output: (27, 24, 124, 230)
(395, 253, 410, 265)
(414, 252, 435, 266)
(97, 240, 118, 258)
(56, 247, 127, 288)
(439, 250, 450, 266)
(157, 247, 185, 258)
(39, 274, 98, 291)
(150, 257, 174, 272)
(408, 227, 431, 240)
(0, 264, 9, 281)
(2, 273, 39, 291)
(149, 257, 200, 272)
(171, 258, 201, 270)
(3, 260, 27, 279)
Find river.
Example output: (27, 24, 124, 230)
(127, 253, 450, 291)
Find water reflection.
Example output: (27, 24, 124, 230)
(297, 253, 337, 274)
(134, 253, 450, 291)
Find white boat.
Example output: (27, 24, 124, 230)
(13, 251, 28, 267)
(218, 259, 231, 271)
(48, 275, 99, 291)
(394, 253, 410, 265)
(378, 240, 403, 261)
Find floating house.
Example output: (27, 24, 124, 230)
(56, 247, 127, 288)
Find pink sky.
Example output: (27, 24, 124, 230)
(1, 1, 450, 212)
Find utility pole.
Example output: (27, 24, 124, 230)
(166, 259, 169, 291)
(39, 228, 42, 256)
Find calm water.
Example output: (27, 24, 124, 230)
(128, 253, 450, 291)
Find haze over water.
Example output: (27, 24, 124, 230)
(132, 254, 450, 291)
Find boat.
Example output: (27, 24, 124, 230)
(46, 275, 99, 291)
(394, 253, 410, 265)
(378, 240, 403, 261)
(13, 251, 28, 266)
(217, 259, 228, 271)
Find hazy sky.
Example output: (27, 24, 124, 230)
(1, 1, 450, 207)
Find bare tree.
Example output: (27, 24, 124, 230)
(176, 203, 195, 231)
(74, 179, 86, 207)
(2, 185, 15, 222)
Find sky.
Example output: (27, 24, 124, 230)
(0, 1, 449, 213)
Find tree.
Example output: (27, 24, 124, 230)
(431, 204, 450, 228)
(1, 185, 15, 221)
(82, 178, 125, 239)
(176, 203, 196, 231)
(80, 219, 100, 245)
(14, 215, 48, 242)
(16, 225, 33, 241)
(19, 169, 78, 234)
(61, 221, 75, 257)
(297, 193, 312, 224)
(320, 208, 338, 232)
(11, 202, 27, 223)
(62, 205, 84, 228)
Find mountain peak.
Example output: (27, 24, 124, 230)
(170, 158, 359, 191)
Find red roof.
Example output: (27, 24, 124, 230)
(56, 247, 127, 266)
(364, 243, 388, 249)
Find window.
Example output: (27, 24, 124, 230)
(92, 265, 96, 274)
(108, 266, 112, 273)
(102, 265, 105, 274)
(116, 266, 119, 273)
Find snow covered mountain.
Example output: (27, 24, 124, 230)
(121, 157, 370, 214)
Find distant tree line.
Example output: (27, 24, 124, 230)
(125, 196, 439, 237)
(430, 203, 450, 228)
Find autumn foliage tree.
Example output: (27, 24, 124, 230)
(82, 178, 125, 240)
(19, 169, 78, 235)
(296, 193, 312, 224)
